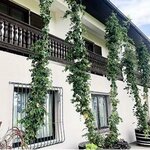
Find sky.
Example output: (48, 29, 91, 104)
(110, 0, 150, 39)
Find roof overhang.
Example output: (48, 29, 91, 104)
(82, 0, 150, 50)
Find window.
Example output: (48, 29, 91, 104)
(94, 44, 102, 56)
(30, 12, 44, 29)
(92, 94, 109, 130)
(0, 2, 8, 15)
(85, 39, 102, 56)
(0, 0, 28, 23)
(12, 82, 65, 149)
(0, 0, 44, 29)
(85, 39, 94, 52)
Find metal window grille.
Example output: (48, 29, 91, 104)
(10, 82, 65, 149)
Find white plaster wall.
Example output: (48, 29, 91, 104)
(0, 0, 149, 148)
(0, 51, 86, 149)
(0, 51, 32, 137)
(50, 10, 70, 40)
(0, 50, 144, 149)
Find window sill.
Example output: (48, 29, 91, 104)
(96, 127, 109, 134)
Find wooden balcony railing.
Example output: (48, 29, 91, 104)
(0, 12, 109, 77)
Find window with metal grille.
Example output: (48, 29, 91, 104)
(92, 94, 109, 130)
(11, 82, 65, 149)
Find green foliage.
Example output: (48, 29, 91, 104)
(105, 13, 123, 146)
(86, 143, 98, 150)
(122, 28, 149, 133)
(20, 0, 53, 143)
(64, 0, 104, 147)
(137, 42, 150, 98)
(136, 42, 150, 133)
(104, 133, 118, 149)
(104, 138, 130, 149)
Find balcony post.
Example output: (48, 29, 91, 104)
(18, 27, 22, 47)
(27, 31, 31, 49)
(4, 21, 8, 43)
(22, 29, 27, 48)
(9, 23, 13, 44)
(13, 25, 18, 46)
(0, 20, 3, 41)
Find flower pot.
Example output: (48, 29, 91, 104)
(78, 141, 89, 149)
(135, 129, 150, 146)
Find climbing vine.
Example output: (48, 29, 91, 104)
(104, 13, 123, 148)
(64, 0, 104, 147)
(137, 43, 150, 90)
(122, 27, 149, 133)
(137, 42, 150, 104)
(136, 42, 150, 131)
(20, 0, 53, 143)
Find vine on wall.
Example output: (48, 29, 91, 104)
(137, 43, 150, 94)
(136, 42, 150, 131)
(64, 0, 104, 147)
(122, 28, 149, 133)
(20, 0, 53, 143)
(104, 13, 123, 148)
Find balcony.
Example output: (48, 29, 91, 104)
(0, 12, 108, 77)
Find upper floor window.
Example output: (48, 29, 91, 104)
(30, 12, 44, 29)
(0, 0, 28, 23)
(0, 0, 44, 29)
(12, 82, 65, 149)
(92, 94, 109, 130)
(85, 39, 102, 56)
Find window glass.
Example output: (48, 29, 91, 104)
(11, 8, 25, 22)
(37, 92, 53, 138)
(13, 88, 54, 139)
(85, 39, 102, 56)
(0, 2, 8, 14)
(98, 96, 108, 127)
(85, 40, 94, 52)
(0, 1, 28, 23)
(92, 94, 109, 129)
(30, 12, 44, 29)
(92, 96, 99, 129)
(94, 44, 102, 55)
(0, 1, 44, 29)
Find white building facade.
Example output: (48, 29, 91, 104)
(0, 0, 150, 149)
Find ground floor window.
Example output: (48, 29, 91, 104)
(11, 82, 65, 149)
(92, 93, 109, 130)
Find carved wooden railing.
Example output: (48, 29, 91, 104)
(0, 12, 109, 77)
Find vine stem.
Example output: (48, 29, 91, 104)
(104, 13, 124, 148)
(64, 0, 104, 147)
(20, 0, 53, 143)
